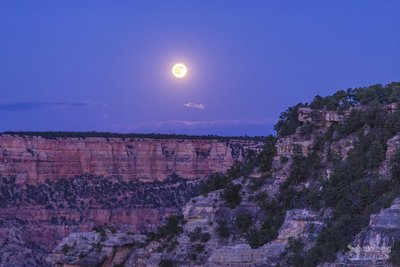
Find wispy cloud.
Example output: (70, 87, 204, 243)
(0, 101, 107, 111)
(183, 102, 205, 110)
(155, 119, 273, 127)
(114, 118, 274, 131)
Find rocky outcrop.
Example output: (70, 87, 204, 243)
(278, 209, 324, 243)
(327, 198, 400, 266)
(298, 103, 398, 127)
(116, 188, 324, 267)
(273, 135, 313, 182)
(298, 107, 346, 125)
(49, 193, 324, 267)
(276, 137, 312, 157)
(207, 209, 324, 267)
(380, 134, 400, 178)
(46, 231, 145, 267)
(124, 191, 255, 267)
(0, 134, 263, 184)
(207, 243, 285, 267)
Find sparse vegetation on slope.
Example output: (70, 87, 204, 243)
(0, 174, 200, 211)
(188, 82, 400, 265)
(271, 82, 400, 265)
(147, 215, 185, 242)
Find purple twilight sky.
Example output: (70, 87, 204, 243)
(0, 1, 399, 136)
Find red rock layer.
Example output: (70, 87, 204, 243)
(0, 134, 263, 263)
(0, 135, 263, 184)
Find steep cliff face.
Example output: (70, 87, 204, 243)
(0, 134, 263, 266)
(327, 198, 400, 266)
(0, 134, 262, 184)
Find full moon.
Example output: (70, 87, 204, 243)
(172, 63, 187, 78)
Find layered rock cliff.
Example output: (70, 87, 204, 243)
(0, 134, 263, 184)
(0, 134, 263, 266)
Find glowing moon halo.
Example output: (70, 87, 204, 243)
(172, 63, 187, 78)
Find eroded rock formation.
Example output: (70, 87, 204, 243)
(0, 134, 263, 266)
(297, 107, 346, 125)
(48, 192, 324, 267)
(0, 134, 263, 184)
(46, 231, 146, 267)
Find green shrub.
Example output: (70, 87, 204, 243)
(222, 183, 242, 208)
(159, 259, 175, 267)
(235, 213, 252, 233)
(61, 244, 70, 255)
(94, 242, 102, 251)
(246, 227, 277, 249)
(391, 150, 400, 182)
(148, 215, 184, 241)
(257, 136, 277, 172)
(216, 219, 230, 239)
(93, 225, 106, 240)
(274, 104, 304, 137)
(188, 227, 202, 242)
(247, 177, 265, 191)
(108, 225, 117, 234)
(189, 253, 197, 261)
(284, 238, 306, 266)
(167, 240, 178, 252)
(298, 122, 315, 136)
(389, 241, 400, 265)
(188, 227, 210, 243)
(193, 243, 205, 253)
(200, 173, 230, 196)
(280, 156, 289, 164)
(200, 232, 211, 243)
